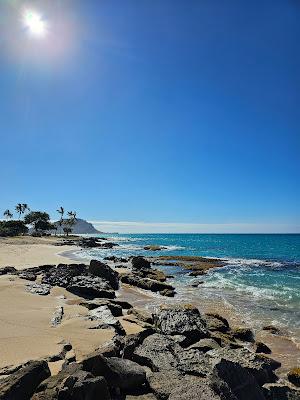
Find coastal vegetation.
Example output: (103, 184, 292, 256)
(0, 204, 78, 237)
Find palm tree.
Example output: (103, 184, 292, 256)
(3, 209, 13, 220)
(15, 203, 23, 219)
(64, 211, 77, 236)
(56, 207, 64, 235)
(22, 204, 30, 215)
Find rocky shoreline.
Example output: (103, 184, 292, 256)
(0, 251, 300, 399)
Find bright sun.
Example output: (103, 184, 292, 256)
(23, 10, 46, 37)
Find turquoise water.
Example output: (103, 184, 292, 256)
(79, 234, 300, 338)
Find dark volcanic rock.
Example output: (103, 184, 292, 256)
(288, 368, 300, 387)
(255, 342, 272, 354)
(232, 327, 254, 342)
(81, 352, 146, 391)
(168, 379, 225, 400)
(176, 348, 211, 377)
(33, 363, 110, 400)
(262, 325, 282, 335)
(41, 263, 88, 287)
(121, 275, 175, 295)
(208, 347, 281, 386)
(89, 259, 119, 290)
(147, 370, 186, 400)
(204, 313, 230, 333)
(0, 360, 50, 400)
(132, 257, 152, 270)
(80, 299, 123, 316)
(67, 275, 115, 299)
(0, 266, 17, 275)
(127, 308, 153, 324)
(25, 283, 51, 296)
(153, 304, 208, 343)
(211, 358, 265, 400)
(188, 338, 220, 352)
(133, 333, 181, 371)
(134, 267, 167, 282)
(263, 382, 300, 399)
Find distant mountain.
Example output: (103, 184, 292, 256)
(53, 218, 103, 234)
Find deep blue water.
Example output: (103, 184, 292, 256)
(78, 234, 300, 337)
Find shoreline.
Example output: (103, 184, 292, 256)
(0, 236, 299, 389)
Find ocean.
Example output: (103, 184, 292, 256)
(76, 233, 300, 343)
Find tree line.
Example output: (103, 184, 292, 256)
(1, 204, 78, 237)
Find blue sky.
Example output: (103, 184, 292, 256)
(0, 0, 299, 232)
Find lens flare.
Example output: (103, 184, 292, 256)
(23, 10, 46, 37)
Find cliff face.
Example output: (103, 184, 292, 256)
(53, 219, 102, 234)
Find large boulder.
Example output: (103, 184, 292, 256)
(0, 266, 17, 275)
(80, 299, 123, 316)
(263, 383, 300, 399)
(132, 257, 152, 270)
(153, 305, 209, 343)
(208, 347, 281, 386)
(41, 263, 88, 287)
(89, 260, 119, 290)
(168, 379, 226, 400)
(33, 363, 110, 400)
(67, 275, 115, 299)
(211, 358, 265, 399)
(0, 360, 50, 400)
(204, 313, 230, 333)
(81, 352, 146, 391)
(132, 333, 181, 371)
(121, 275, 175, 296)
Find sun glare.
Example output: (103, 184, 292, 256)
(23, 10, 46, 37)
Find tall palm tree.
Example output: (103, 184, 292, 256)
(15, 203, 23, 219)
(65, 211, 77, 236)
(56, 206, 65, 234)
(22, 204, 30, 215)
(3, 209, 13, 220)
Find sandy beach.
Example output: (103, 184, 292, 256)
(0, 236, 81, 269)
(0, 237, 143, 373)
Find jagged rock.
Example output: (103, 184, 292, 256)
(87, 305, 125, 335)
(18, 272, 36, 281)
(209, 331, 241, 349)
(81, 352, 146, 391)
(0, 360, 50, 400)
(0, 266, 17, 275)
(122, 329, 156, 359)
(263, 382, 300, 399)
(42, 263, 88, 287)
(204, 313, 230, 333)
(153, 304, 208, 344)
(148, 370, 186, 400)
(25, 283, 51, 296)
(67, 275, 115, 299)
(144, 246, 167, 251)
(188, 338, 220, 352)
(262, 325, 282, 335)
(135, 268, 167, 282)
(288, 368, 300, 387)
(33, 363, 110, 399)
(211, 358, 265, 399)
(127, 308, 153, 324)
(121, 275, 175, 295)
(159, 289, 175, 297)
(232, 327, 254, 342)
(89, 259, 119, 290)
(255, 342, 272, 354)
(208, 347, 281, 386)
(132, 333, 181, 371)
(132, 257, 152, 270)
(169, 379, 224, 400)
(51, 306, 64, 327)
(176, 348, 212, 377)
(80, 299, 123, 316)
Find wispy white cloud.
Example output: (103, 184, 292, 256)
(88, 220, 300, 234)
